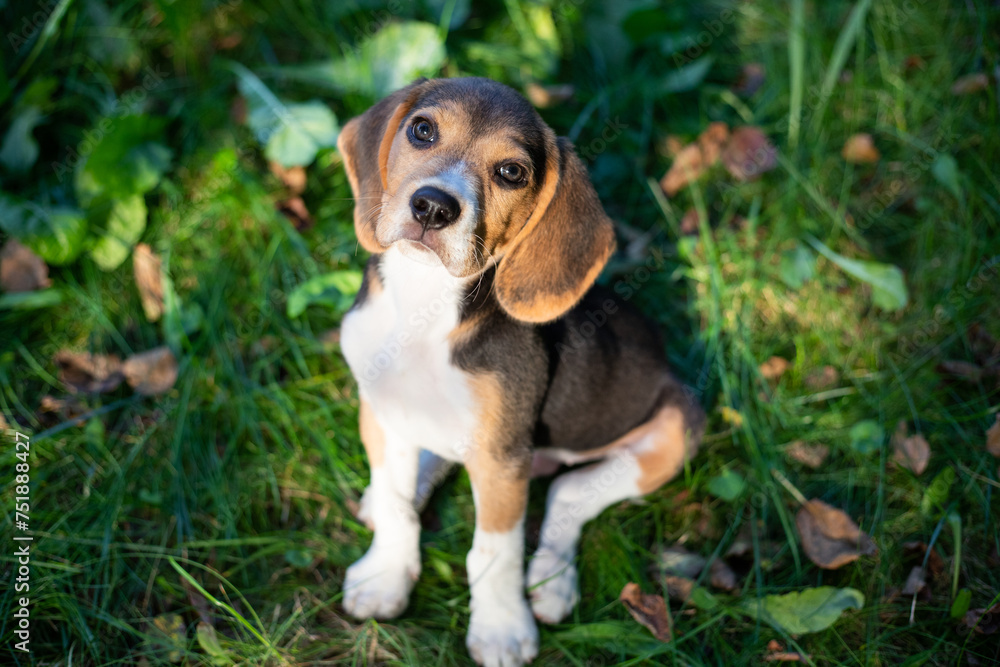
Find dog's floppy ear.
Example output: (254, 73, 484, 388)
(337, 79, 428, 252)
(495, 137, 616, 323)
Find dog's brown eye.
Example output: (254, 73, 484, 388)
(411, 118, 435, 143)
(498, 163, 525, 183)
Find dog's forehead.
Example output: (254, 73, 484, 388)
(408, 78, 548, 147)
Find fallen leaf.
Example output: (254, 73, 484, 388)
(660, 143, 706, 196)
(951, 72, 989, 95)
(38, 394, 86, 420)
(795, 499, 877, 569)
(936, 360, 984, 383)
(525, 82, 574, 108)
(760, 356, 790, 381)
(1, 240, 51, 293)
(122, 347, 178, 396)
(663, 575, 694, 601)
(841, 133, 881, 164)
(902, 541, 945, 578)
(805, 365, 839, 390)
(745, 586, 864, 635)
(709, 559, 738, 591)
(891, 421, 931, 475)
(277, 196, 313, 230)
(962, 602, 1000, 635)
(132, 243, 164, 322)
(660, 135, 685, 158)
(732, 63, 765, 97)
(54, 351, 124, 394)
(765, 652, 808, 663)
(269, 161, 307, 194)
(987, 415, 1000, 458)
(697, 122, 729, 167)
(680, 208, 700, 235)
(620, 583, 672, 641)
(721, 126, 777, 181)
(786, 441, 830, 469)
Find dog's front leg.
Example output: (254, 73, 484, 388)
(342, 400, 421, 620)
(465, 451, 538, 666)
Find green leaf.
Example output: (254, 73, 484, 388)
(265, 102, 339, 168)
(0, 106, 42, 172)
(196, 622, 230, 665)
(707, 468, 746, 502)
(745, 586, 864, 635)
(779, 242, 816, 289)
(0, 194, 87, 265)
(286, 270, 363, 318)
(74, 115, 171, 206)
(921, 466, 955, 516)
(272, 22, 446, 99)
(0, 288, 63, 310)
(849, 420, 884, 455)
(658, 56, 714, 94)
(690, 586, 720, 611)
(284, 549, 313, 568)
(951, 588, 972, 619)
(90, 195, 147, 271)
(805, 235, 908, 311)
(931, 154, 963, 203)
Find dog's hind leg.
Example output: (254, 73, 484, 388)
(527, 402, 699, 624)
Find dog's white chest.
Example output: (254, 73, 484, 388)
(340, 246, 477, 461)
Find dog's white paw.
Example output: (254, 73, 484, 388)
(527, 549, 579, 624)
(466, 601, 538, 667)
(342, 547, 419, 620)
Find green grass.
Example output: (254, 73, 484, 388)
(2, 0, 999, 664)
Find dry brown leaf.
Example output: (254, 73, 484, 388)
(901, 566, 928, 598)
(937, 360, 984, 383)
(709, 559, 738, 591)
(760, 356, 790, 381)
(765, 652, 808, 663)
(269, 162, 307, 194)
(661, 135, 685, 158)
(660, 143, 706, 197)
(732, 63, 765, 97)
(902, 541, 944, 578)
(680, 208, 700, 235)
(842, 133, 881, 164)
(951, 72, 989, 95)
(721, 126, 777, 181)
(962, 603, 1000, 635)
(891, 421, 931, 475)
(620, 583, 672, 641)
(987, 414, 1000, 458)
(663, 575, 694, 602)
(697, 122, 730, 167)
(123, 347, 178, 397)
(277, 196, 313, 230)
(795, 499, 877, 569)
(54, 351, 124, 394)
(805, 365, 839, 390)
(132, 243, 164, 322)
(786, 441, 830, 469)
(1, 240, 50, 293)
(525, 82, 574, 108)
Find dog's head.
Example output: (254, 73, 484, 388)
(337, 77, 615, 323)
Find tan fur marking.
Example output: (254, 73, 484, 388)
(358, 399, 385, 468)
(634, 405, 689, 494)
(464, 373, 529, 533)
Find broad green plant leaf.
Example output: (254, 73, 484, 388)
(805, 235, 908, 311)
(849, 420, 884, 455)
(658, 56, 714, 94)
(707, 468, 746, 502)
(286, 270, 363, 318)
(0, 194, 87, 265)
(271, 22, 446, 99)
(951, 588, 972, 619)
(73, 114, 171, 206)
(196, 623, 230, 665)
(90, 195, 147, 270)
(744, 586, 864, 635)
(779, 242, 816, 289)
(931, 154, 963, 203)
(920, 466, 955, 516)
(0, 105, 42, 172)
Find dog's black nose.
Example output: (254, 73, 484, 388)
(410, 186, 460, 230)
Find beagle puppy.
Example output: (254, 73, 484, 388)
(336, 77, 704, 666)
